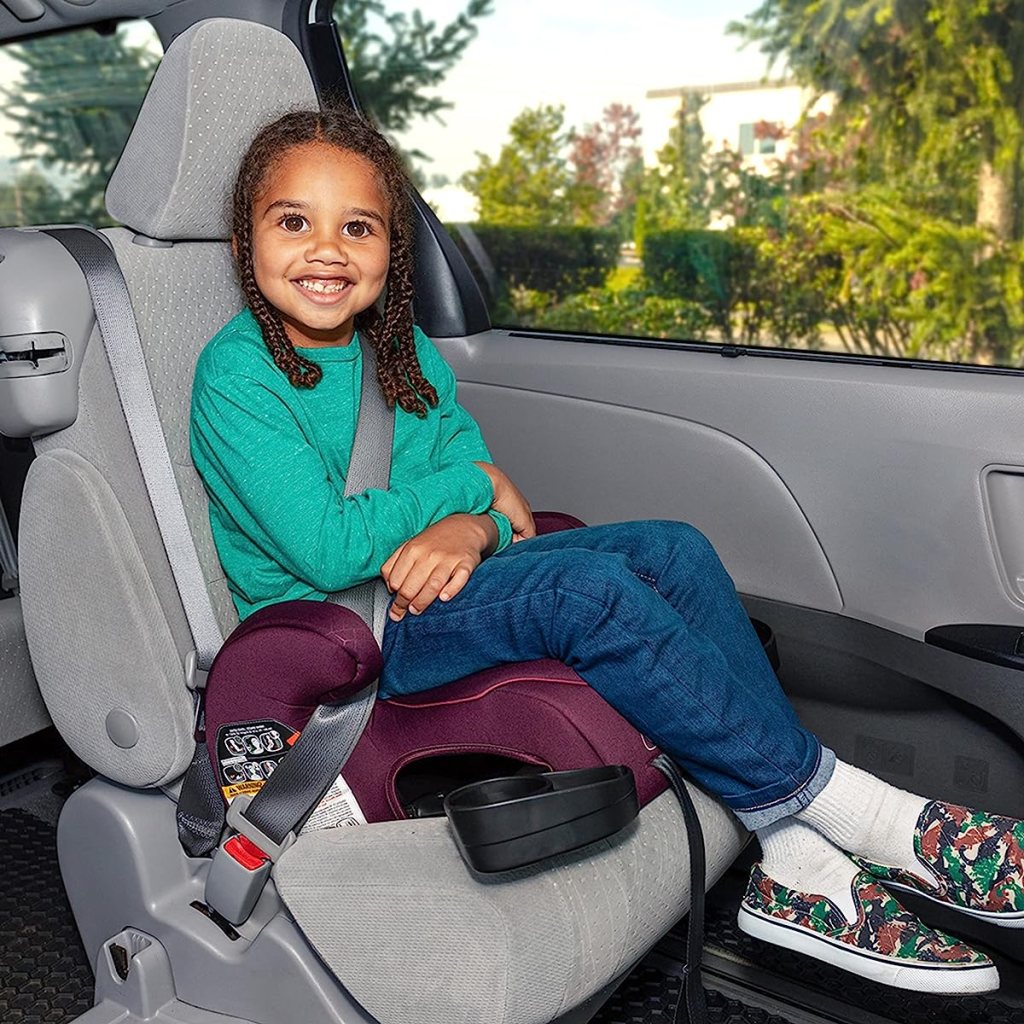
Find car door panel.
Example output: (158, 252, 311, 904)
(440, 330, 1024, 639)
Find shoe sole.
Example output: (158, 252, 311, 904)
(737, 905, 1000, 994)
(880, 879, 1024, 928)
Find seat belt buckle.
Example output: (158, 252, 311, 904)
(205, 833, 272, 926)
(204, 794, 296, 926)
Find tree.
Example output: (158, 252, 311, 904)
(731, 0, 1024, 243)
(2, 5, 492, 224)
(568, 103, 643, 235)
(462, 105, 583, 225)
(335, 0, 493, 146)
(0, 169, 66, 227)
(2, 29, 158, 224)
(634, 91, 710, 240)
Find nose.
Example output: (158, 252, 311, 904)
(305, 226, 349, 265)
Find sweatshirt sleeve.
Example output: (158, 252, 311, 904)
(190, 370, 496, 592)
(414, 327, 513, 553)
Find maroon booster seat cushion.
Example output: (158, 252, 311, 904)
(203, 513, 669, 823)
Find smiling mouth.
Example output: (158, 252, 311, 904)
(294, 277, 353, 295)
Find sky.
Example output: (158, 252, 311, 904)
(383, 0, 774, 182)
(0, 0, 775, 184)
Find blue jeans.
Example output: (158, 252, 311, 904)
(379, 520, 834, 829)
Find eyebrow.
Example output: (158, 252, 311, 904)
(261, 199, 387, 227)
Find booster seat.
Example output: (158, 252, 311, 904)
(3, 16, 746, 1024)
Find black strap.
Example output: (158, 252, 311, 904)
(654, 754, 708, 1024)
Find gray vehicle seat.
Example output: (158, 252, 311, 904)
(14, 17, 745, 1024)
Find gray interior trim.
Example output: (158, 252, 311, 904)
(440, 329, 1024, 638)
(0, 595, 48, 745)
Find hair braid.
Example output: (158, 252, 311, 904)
(232, 199, 322, 388)
(231, 107, 438, 412)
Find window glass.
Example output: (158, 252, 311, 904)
(0, 22, 161, 228)
(337, 0, 1024, 369)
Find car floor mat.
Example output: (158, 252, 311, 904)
(0, 807, 92, 1024)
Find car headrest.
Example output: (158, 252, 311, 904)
(106, 18, 319, 242)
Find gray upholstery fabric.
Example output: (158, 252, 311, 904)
(275, 786, 746, 1024)
(106, 18, 318, 240)
(19, 450, 194, 786)
(0, 597, 50, 745)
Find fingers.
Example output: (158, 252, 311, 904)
(381, 542, 406, 581)
(389, 557, 473, 621)
(439, 564, 473, 602)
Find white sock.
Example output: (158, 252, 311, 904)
(756, 818, 861, 924)
(796, 760, 933, 882)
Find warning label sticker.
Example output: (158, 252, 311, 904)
(216, 720, 296, 802)
(215, 719, 367, 831)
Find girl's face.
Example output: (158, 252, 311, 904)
(250, 142, 391, 348)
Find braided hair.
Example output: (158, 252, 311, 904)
(231, 107, 438, 415)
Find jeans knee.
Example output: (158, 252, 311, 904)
(548, 549, 631, 600)
(648, 520, 720, 571)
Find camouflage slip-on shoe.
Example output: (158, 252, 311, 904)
(738, 864, 999, 993)
(855, 800, 1024, 927)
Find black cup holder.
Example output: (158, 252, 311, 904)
(444, 765, 639, 872)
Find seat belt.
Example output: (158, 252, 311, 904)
(0, 493, 18, 593)
(220, 337, 392, 851)
(45, 228, 223, 668)
(180, 334, 391, 865)
(203, 339, 393, 924)
(46, 228, 227, 856)
(45, 227, 391, 864)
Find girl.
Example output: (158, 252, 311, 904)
(190, 107, 1024, 995)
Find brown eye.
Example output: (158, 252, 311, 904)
(345, 220, 370, 238)
(282, 215, 306, 232)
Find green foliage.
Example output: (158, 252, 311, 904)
(334, 0, 492, 148)
(463, 102, 644, 233)
(730, 0, 1024, 240)
(461, 105, 588, 226)
(784, 190, 1024, 363)
(455, 223, 619, 300)
(2, 28, 157, 224)
(504, 284, 716, 340)
(0, 169, 67, 227)
(642, 230, 753, 339)
(635, 91, 709, 241)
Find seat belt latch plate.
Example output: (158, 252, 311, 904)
(225, 793, 296, 863)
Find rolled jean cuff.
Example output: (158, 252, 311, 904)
(728, 744, 836, 830)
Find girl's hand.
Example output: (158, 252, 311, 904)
(474, 462, 536, 542)
(382, 514, 498, 622)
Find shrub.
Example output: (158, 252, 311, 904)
(642, 230, 755, 339)
(450, 223, 619, 301)
(500, 285, 719, 340)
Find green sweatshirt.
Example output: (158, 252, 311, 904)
(190, 308, 511, 621)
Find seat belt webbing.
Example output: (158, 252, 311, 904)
(239, 336, 392, 848)
(45, 227, 223, 670)
(46, 226, 392, 859)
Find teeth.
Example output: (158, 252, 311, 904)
(298, 279, 347, 294)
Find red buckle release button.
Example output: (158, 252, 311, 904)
(224, 834, 269, 871)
